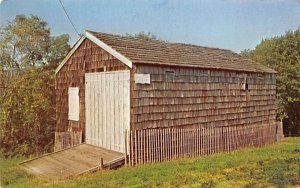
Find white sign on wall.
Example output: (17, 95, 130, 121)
(135, 74, 151, 84)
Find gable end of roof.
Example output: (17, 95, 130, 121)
(85, 31, 132, 69)
(55, 31, 133, 74)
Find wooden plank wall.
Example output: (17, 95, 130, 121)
(128, 124, 277, 165)
(55, 39, 129, 135)
(133, 65, 276, 130)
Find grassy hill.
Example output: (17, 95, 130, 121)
(1, 137, 300, 188)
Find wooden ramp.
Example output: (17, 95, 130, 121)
(19, 144, 125, 179)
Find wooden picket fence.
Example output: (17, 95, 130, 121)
(54, 131, 82, 151)
(128, 124, 277, 165)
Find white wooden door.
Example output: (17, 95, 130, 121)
(85, 70, 130, 153)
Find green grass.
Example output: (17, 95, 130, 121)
(1, 138, 300, 188)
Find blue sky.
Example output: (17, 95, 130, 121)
(0, 0, 299, 52)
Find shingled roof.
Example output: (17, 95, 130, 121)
(56, 31, 276, 74)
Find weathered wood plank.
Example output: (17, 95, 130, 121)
(20, 144, 124, 179)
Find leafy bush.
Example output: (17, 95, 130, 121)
(0, 68, 55, 157)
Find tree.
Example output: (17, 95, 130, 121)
(240, 49, 251, 57)
(0, 15, 50, 69)
(0, 15, 71, 156)
(242, 28, 300, 136)
(46, 34, 70, 69)
(126, 31, 166, 42)
(0, 15, 70, 72)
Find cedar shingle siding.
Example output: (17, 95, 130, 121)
(133, 65, 276, 130)
(56, 31, 276, 140)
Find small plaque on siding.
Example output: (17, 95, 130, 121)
(135, 74, 151, 84)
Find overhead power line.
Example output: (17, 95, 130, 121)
(58, 0, 80, 36)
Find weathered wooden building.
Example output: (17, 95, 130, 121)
(55, 31, 277, 162)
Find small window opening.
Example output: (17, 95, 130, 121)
(199, 70, 209, 76)
(242, 76, 249, 91)
(165, 70, 175, 75)
(165, 69, 175, 82)
(257, 73, 263, 80)
(244, 82, 249, 91)
(96, 68, 104, 72)
(236, 72, 244, 78)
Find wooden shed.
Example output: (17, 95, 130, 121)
(55, 31, 278, 163)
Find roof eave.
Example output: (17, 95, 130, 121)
(133, 61, 276, 74)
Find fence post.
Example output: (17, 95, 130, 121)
(100, 158, 104, 170)
(124, 129, 128, 166)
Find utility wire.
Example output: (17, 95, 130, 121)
(58, 0, 80, 36)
